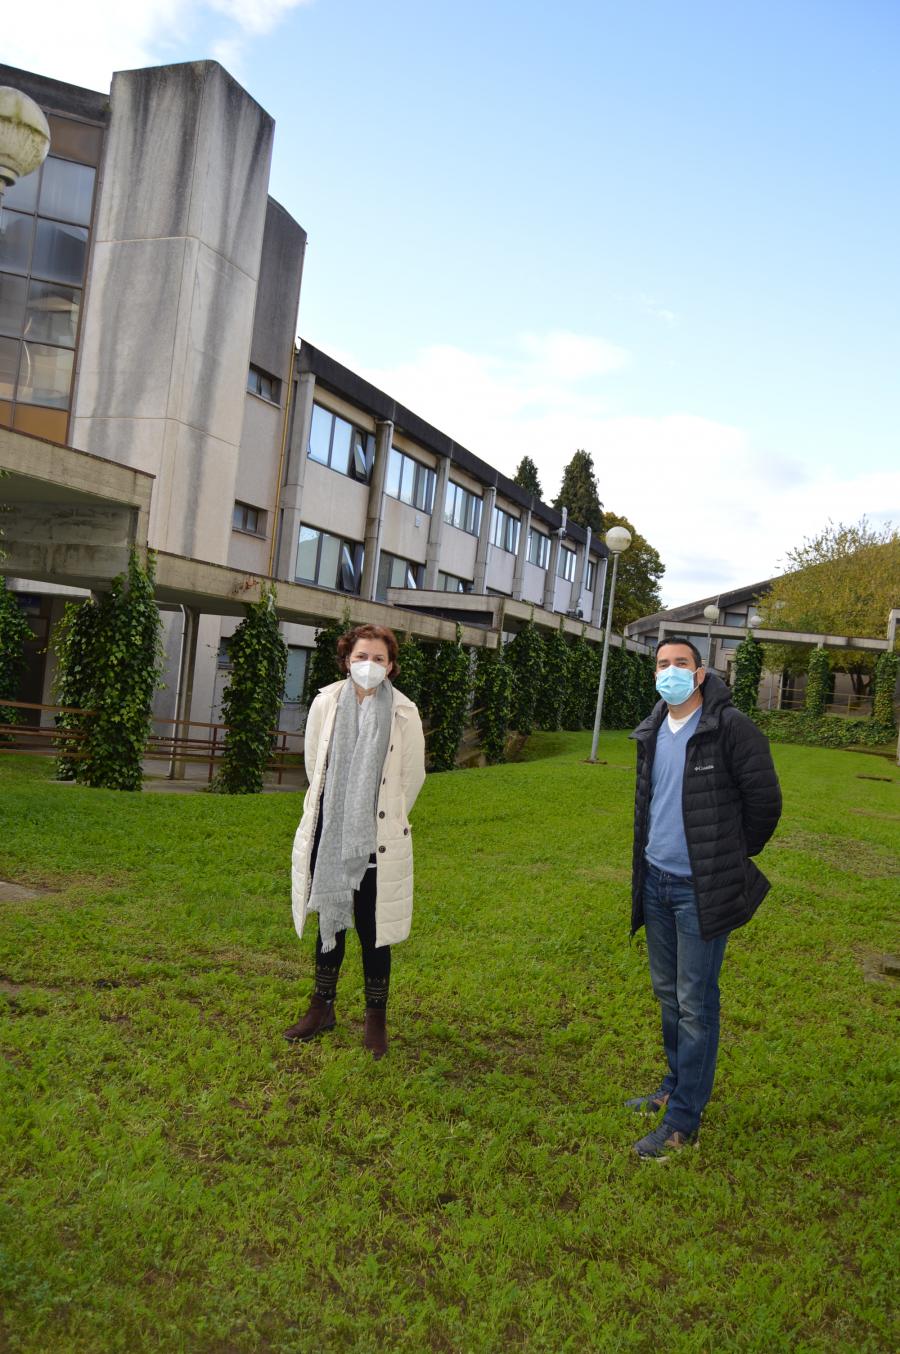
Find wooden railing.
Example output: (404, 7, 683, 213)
(0, 701, 305, 785)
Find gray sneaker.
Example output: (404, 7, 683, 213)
(624, 1088, 670, 1117)
(634, 1123, 699, 1161)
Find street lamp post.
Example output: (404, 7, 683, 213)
(587, 526, 631, 763)
(0, 87, 50, 203)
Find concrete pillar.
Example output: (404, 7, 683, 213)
(543, 530, 563, 610)
(574, 526, 591, 617)
(423, 455, 451, 589)
(512, 508, 532, 600)
(276, 371, 315, 582)
(170, 605, 199, 780)
(591, 557, 609, 628)
(360, 419, 394, 601)
(473, 486, 497, 594)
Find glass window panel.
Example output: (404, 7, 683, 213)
(330, 417, 352, 475)
(0, 211, 35, 276)
(399, 455, 415, 505)
(453, 488, 465, 529)
(319, 533, 341, 588)
(25, 280, 80, 348)
(0, 273, 28, 337)
(0, 336, 20, 399)
(375, 552, 392, 602)
(587, 561, 596, 591)
(284, 647, 308, 703)
(386, 448, 403, 498)
(12, 404, 68, 442)
(18, 341, 73, 407)
(39, 158, 95, 227)
(3, 168, 40, 213)
(295, 526, 320, 581)
(444, 481, 455, 524)
(308, 405, 332, 463)
(404, 563, 418, 589)
(338, 542, 358, 593)
(47, 116, 104, 167)
(352, 430, 368, 480)
(32, 220, 87, 286)
(510, 519, 520, 554)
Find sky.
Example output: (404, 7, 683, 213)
(6, 0, 900, 606)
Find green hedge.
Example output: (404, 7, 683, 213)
(752, 709, 895, 749)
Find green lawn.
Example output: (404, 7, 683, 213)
(1, 735, 898, 1353)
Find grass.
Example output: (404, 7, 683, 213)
(1, 734, 898, 1353)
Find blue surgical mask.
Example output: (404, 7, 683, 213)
(655, 666, 697, 705)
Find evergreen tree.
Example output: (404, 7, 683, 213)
(553, 450, 604, 533)
(602, 510, 665, 629)
(513, 456, 543, 499)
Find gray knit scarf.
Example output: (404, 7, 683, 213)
(307, 678, 393, 952)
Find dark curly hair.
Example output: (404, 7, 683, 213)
(336, 624, 400, 678)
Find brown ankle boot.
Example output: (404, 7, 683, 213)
(283, 993, 336, 1043)
(363, 1007, 388, 1060)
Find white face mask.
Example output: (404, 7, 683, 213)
(350, 660, 388, 690)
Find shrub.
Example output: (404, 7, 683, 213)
(871, 651, 898, 728)
(752, 709, 895, 749)
(0, 578, 32, 735)
(536, 623, 569, 731)
(472, 646, 513, 763)
(506, 621, 544, 735)
(427, 628, 471, 771)
(215, 587, 288, 795)
(733, 635, 763, 714)
(303, 611, 352, 708)
(394, 633, 427, 709)
(805, 648, 831, 718)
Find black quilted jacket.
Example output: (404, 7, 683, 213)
(630, 673, 782, 940)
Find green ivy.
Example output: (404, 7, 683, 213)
(562, 633, 598, 731)
(602, 646, 656, 729)
(303, 610, 352, 707)
(214, 586, 288, 795)
(0, 578, 32, 735)
(51, 549, 163, 790)
(732, 635, 763, 714)
(427, 627, 471, 772)
(871, 651, 898, 729)
(752, 709, 895, 749)
(505, 620, 544, 735)
(805, 647, 831, 718)
(393, 633, 427, 709)
(472, 646, 513, 763)
(536, 622, 569, 731)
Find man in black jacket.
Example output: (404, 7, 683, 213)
(628, 636, 782, 1160)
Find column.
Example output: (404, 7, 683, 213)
(574, 526, 591, 617)
(472, 485, 497, 594)
(511, 508, 532, 600)
(543, 530, 563, 610)
(591, 557, 608, 628)
(359, 419, 394, 601)
(423, 455, 452, 589)
(275, 371, 315, 582)
(170, 605, 199, 781)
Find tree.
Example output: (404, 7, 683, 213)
(513, 456, 543, 499)
(757, 518, 900, 694)
(215, 587, 288, 795)
(535, 621, 569, 731)
(0, 578, 32, 733)
(601, 511, 665, 630)
(505, 620, 544, 735)
(303, 610, 352, 708)
(732, 634, 763, 714)
(553, 449, 603, 533)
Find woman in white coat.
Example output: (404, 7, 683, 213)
(284, 624, 426, 1058)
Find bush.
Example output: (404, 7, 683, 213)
(733, 635, 763, 714)
(506, 621, 544, 735)
(872, 651, 898, 728)
(303, 612, 352, 708)
(805, 648, 831, 718)
(393, 634, 427, 709)
(536, 624, 569, 731)
(472, 646, 513, 763)
(51, 550, 163, 790)
(752, 709, 895, 749)
(215, 587, 288, 795)
(0, 578, 32, 735)
(562, 634, 599, 731)
(427, 629, 471, 771)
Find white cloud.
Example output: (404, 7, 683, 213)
(323, 333, 900, 609)
(3, 0, 312, 93)
(639, 295, 677, 327)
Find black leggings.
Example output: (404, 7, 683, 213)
(311, 811, 391, 1007)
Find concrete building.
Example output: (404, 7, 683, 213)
(0, 58, 615, 736)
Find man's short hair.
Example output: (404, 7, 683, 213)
(655, 636, 703, 668)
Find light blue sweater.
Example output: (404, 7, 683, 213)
(645, 707, 702, 877)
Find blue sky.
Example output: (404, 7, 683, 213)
(7, 0, 900, 605)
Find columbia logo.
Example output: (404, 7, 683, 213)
(694, 763, 715, 772)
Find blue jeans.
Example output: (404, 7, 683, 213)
(643, 862, 729, 1135)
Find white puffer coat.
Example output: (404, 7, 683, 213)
(291, 681, 426, 948)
